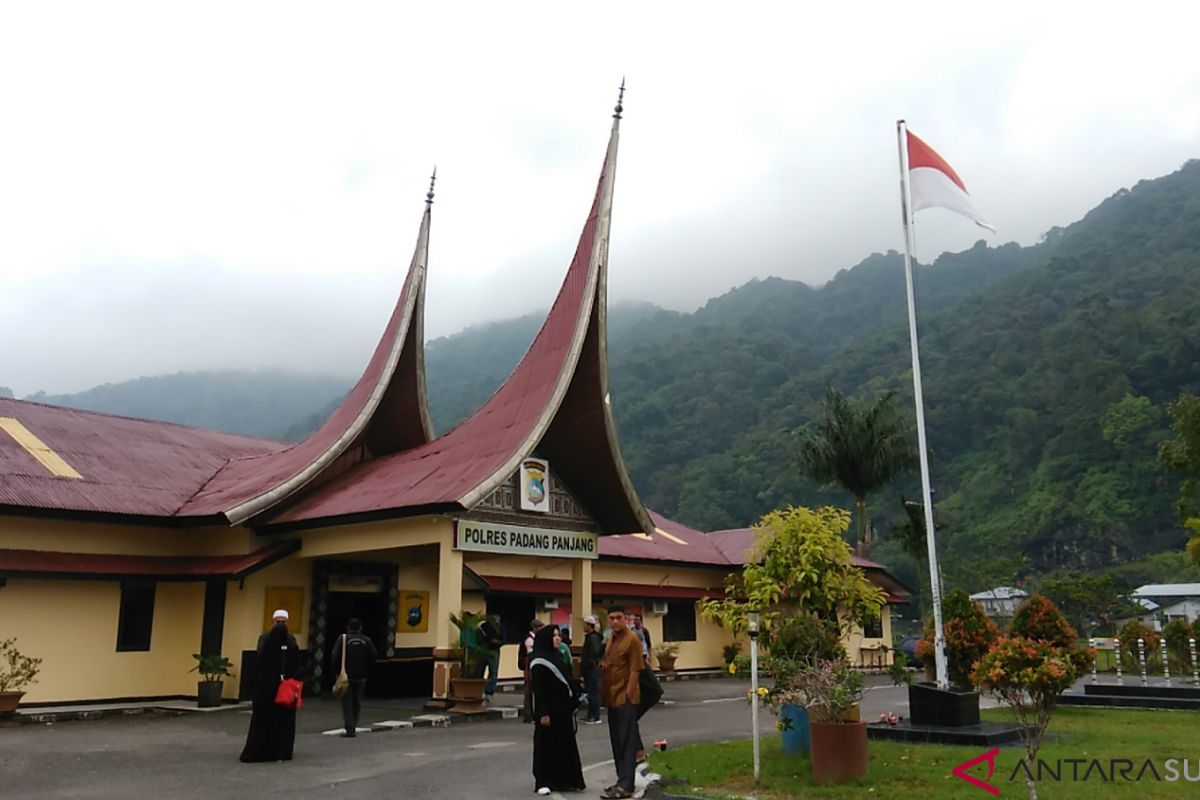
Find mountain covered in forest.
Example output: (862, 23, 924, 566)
(15, 159, 1200, 596)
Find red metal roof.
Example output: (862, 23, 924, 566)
(597, 510, 731, 566)
(0, 540, 298, 580)
(0, 397, 284, 518)
(477, 574, 720, 600)
(179, 207, 434, 522)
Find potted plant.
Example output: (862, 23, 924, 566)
(448, 611, 488, 714)
(721, 642, 741, 668)
(911, 589, 998, 727)
(189, 653, 234, 708)
(653, 641, 680, 674)
(0, 638, 42, 715)
(799, 658, 868, 783)
(700, 507, 885, 757)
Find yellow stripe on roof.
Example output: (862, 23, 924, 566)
(630, 533, 654, 541)
(0, 417, 83, 479)
(654, 527, 689, 545)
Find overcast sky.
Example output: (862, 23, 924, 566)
(2, 3, 1198, 396)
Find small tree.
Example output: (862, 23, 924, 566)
(973, 637, 1078, 800)
(700, 505, 886, 640)
(1159, 391, 1200, 566)
(1036, 571, 1133, 636)
(916, 589, 999, 689)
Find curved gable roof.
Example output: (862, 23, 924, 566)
(177, 198, 435, 522)
(266, 106, 651, 534)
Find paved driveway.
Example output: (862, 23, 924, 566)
(1, 676, 926, 799)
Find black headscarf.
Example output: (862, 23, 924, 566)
(531, 623, 559, 662)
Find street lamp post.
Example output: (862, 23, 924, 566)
(748, 610, 761, 784)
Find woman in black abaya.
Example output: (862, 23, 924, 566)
(240, 622, 301, 763)
(530, 624, 586, 794)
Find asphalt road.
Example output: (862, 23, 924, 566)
(0, 677, 924, 800)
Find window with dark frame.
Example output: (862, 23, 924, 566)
(661, 600, 697, 642)
(862, 615, 884, 639)
(485, 595, 537, 645)
(117, 582, 156, 652)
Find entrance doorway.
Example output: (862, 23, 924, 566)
(310, 562, 399, 693)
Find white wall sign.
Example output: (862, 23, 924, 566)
(455, 520, 598, 560)
(519, 457, 550, 513)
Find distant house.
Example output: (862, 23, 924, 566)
(969, 586, 1029, 619)
(1127, 584, 1200, 629)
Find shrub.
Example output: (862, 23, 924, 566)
(653, 641, 681, 660)
(918, 589, 999, 689)
(189, 653, 234, 683)
(1162, 619, 1192, 668)
(721, 642, 742, 665)
(974, 637, 1078, 800)
(1116, 619, 1159, 673)
(1009, 593, 1091, 674)
(0, 638, 42, 693)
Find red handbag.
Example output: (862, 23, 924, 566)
(274, 677, 304, 710)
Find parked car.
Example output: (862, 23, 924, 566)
(897, 636, 925, 670)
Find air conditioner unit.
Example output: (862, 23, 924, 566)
(541, 597, 559, 610)
(650, 600, 669, 616)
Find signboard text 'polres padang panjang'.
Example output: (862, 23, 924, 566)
(454, 520, 598, 559)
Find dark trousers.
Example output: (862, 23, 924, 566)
(483, 650, 500, 697)
(607, 702, 640, 792)
(341, 679, 366, 734)
(584, 668, 601, 721)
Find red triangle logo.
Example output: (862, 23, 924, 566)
(952, 747, 1001, 796)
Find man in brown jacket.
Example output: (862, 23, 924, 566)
(599, 605, 643, 799)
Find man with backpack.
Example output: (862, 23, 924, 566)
(580, 615, 604, 724)
(478, 614, 503, 704)
(330, 618, 377, 737)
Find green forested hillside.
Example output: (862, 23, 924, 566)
(22, 371, 348, 439)
(18, 160, 1200, 597)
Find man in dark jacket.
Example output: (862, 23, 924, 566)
(580, 615, 604, 724)
(330, 618, 378, 737)
(478, 614, 503, 703)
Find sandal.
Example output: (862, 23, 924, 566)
(601, 789, 633, 799)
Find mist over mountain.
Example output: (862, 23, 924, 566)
(19, 160, 1200, 596)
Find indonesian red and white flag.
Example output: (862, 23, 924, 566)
(906, 130, 995, 233)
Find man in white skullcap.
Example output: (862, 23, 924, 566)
(257, 609, 298, 651)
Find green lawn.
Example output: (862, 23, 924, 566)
(651, 707, 1199, 798)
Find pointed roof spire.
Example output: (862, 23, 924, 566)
(179, 182, 436, 523)
(613, 78, 625, 121)
(426, 167, 437, 207)
(263, 89, 652, 535)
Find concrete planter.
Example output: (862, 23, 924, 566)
(0, 691, 25, 715)
(657, 655, 677, 674)
(908, 682, 980, 727)
(449, 677, 488, 714)
(197, 680, 224, 708)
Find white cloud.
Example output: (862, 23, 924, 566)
(2, 1, 1198, 394)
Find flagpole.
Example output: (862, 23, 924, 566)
(897, 119, 949, 690)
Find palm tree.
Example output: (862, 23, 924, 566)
(794, 387, 917, 556)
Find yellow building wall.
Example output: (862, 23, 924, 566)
(0, 578, 205, 704)
(0, 515, 250, 555)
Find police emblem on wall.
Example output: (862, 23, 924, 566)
(520, 457, 550, 513)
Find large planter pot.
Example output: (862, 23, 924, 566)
(779, 703, 810, 756)
(449, 677, 488, 714)
(197, 680, 224, 708)
(657, 655, 677, 674)
(907, 682, 980, 727)
(0, 691, 25, 715)
(810, 720, 868, 783)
